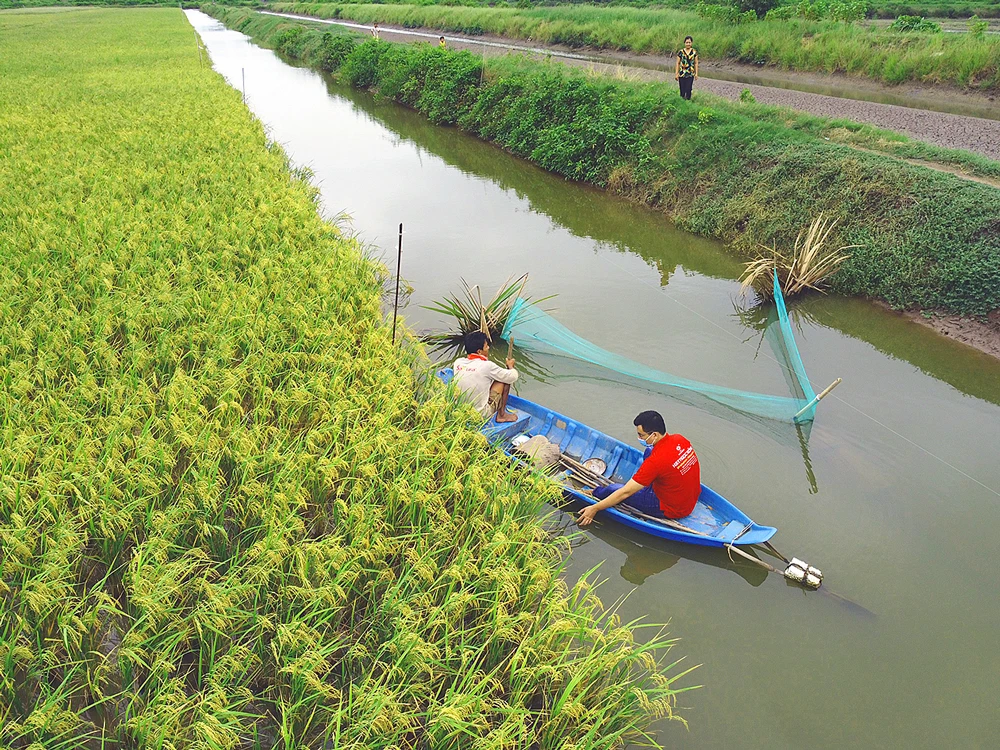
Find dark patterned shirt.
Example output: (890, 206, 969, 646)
(678, 48, 698, 78)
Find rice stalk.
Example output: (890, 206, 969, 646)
(0, 8, 691, 748)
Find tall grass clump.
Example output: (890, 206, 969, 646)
(422, 274, 534, 344)
(274, 1, 1000, 90)
(740, 214, 857, 298)
(211, 5, 1000, 315)
(0, 7, 692, 747)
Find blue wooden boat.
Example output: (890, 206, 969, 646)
(441, 369, 777, 548)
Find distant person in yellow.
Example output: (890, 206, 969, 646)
(675, 35, 698, 100)
(371, 22, 381, 40)
(439, 35, 447, 49)
(452, 331, 519, 423)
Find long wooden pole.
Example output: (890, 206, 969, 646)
(497, 336, 514, 418)
(794, 377, 842, 420)
(391, 223, 403, 344)
(558, 456, 706, 536)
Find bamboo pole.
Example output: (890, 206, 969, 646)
(794, 377, 842, 420)
(724, 543, 784, 574)
(497, 336, 514, 418)
(763, 540, 789, 564)
(558, 456, 706, 536)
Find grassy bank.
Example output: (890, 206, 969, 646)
(0, 7, 687, 747)
(870, 0, 1000, 18)
(272, 2, 1000, 90)
(210, 6, 1000, 315)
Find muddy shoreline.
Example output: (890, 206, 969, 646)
(888, 307, 1000, 359)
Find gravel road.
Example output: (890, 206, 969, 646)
(691, 77, 1000, 162)
(264, 12, 1000, 162)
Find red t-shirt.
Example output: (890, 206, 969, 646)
(632, 434, 701, 518)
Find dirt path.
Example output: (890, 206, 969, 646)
(266, 12, 1000, 161)
(689, 75, 1000, 162)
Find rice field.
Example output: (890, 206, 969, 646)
(0, 7, 687, 747)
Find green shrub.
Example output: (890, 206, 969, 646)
(772, 0, 870, 20)
(731, 0, 780, 18)
(317, 30, 358, 70)
(889, 14, 943, 30)
(696, 2, 759, 23)
(739, 87, 757, 102)
(274, 24, 307, 56)
(340, 37, 389, 87)
(969, 14, 989, 35)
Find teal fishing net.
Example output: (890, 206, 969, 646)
(501, 271, 819, 423)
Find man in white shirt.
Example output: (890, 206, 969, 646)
(452, 331, 519, 423)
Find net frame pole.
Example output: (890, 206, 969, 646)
(793, 378, 842, 421)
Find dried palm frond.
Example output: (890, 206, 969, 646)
(740, 214, 859, 300)
(422, 273, 552, 345)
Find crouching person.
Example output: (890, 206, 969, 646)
(453, 331, 519, 423)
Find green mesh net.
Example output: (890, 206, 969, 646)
(501, 271, 819, 424)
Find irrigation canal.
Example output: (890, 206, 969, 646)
(189, 11, 1000, 749)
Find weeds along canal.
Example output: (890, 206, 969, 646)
(189, 10, 1000, 749)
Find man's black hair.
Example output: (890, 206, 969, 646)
(633, 410, 666, 435)
(464, 330, 488, 355)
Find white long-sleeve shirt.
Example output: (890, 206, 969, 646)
(452, 354, 519, 417)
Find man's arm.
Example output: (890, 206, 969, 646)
(484, 360, 518, 385)
(578, 479, 644, 526)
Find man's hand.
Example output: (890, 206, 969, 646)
(505, 357, 516, 369)
(577, 504, 599, 526)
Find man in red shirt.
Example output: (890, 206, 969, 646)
(577, 410, 700, 526)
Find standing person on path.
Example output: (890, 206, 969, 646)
(439, 35, 447, 49)
(371, 22, 381, 40)
(577, 410, 701, 526)
(675, 35, 698, 100)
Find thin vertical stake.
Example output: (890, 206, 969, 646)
(391, 223, 403, 344)
(194, 29, 203, 68)
(242, 68, 246, 103)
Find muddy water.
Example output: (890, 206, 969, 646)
(188, 11, 1000, 749)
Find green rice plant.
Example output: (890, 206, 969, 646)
(740, 214, 859, 298)
(0, 7, 688, 747)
